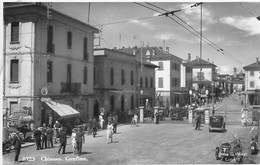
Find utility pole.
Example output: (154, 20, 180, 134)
(88, 2, 91, 24)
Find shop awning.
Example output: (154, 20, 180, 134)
(45, 101, 80, 119)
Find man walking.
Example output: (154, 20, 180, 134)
(58, 126, 67, 154)
(33, 127, 42, 150)
(46, 125, 54, 148)
(41, 123, 47, 149)
(113, 114, 118, 133)
(12, 131, 22, 163)
(76, 126, 85, 155)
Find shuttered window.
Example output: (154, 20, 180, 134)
(11, 22, 19, 42)
(10, 59, 19, 82)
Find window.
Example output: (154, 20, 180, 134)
(145, 77, 148, 88)
(47, 61, 53, 82)
(172, 77, 174, 87)
(121, 69, 125, 85)
(94, 67, 96, 85)
(150, 77, 153, 88)
(67, 31, 72, 49)
(250, 81, 255, 88)
(47, 25, 54, 53)
(10, 102, 19, 114)
(67, 64, 71, 84)
(83, 37, 88, 60)
(110, 96, 114, 112)
(250, 71, 254, 76)
(140, 77, 143, 87)
(131, 95, 134, 110)
(83, 66, 87, 84)
(10, 59, 19, 82)
(158, 62, 163, 70)
(11, 22, 19, 43)
(110, 68, 114, 85)
(197, 72, 205, 80)
(158, 77, 163, 88)
(131, 70, 134, 85)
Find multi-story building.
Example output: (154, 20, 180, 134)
(119, 46, 192, 108)
(243, 57, 260, 105)
(3, 3, 99, 128)
(190, 57, 217, 93)
(94, 48, 137, 121)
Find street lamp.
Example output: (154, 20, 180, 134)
(189, 90, 193, 106)
(140, 90, 143, 107)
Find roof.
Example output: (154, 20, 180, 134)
(243, 61, 260, 71)
(190, 58, 217, 67)
(4, 2, 99, 33)
(118, 47, 183, 62)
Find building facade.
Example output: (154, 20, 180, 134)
(243, 58, 260, 105)
(3, 3, 98, 127)
(119, 46, 192, 108)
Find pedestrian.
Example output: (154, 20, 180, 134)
(155, 112, 159, 124)
(92, 118, 98, 138)
(71, 128, 77, 155)
(212, 107, 215, 116)
(46, 125, 54, 148)
(12, 131, 22, 164)
(88, 118, 93, 135)
(53, 121, 61, 143)
(107, 121, 114, 144)
(33, 127, 42, 150)
(133, 113, 138, 126)
(41, 123, 47, 149)
(195, 113, 201, 130)
(76, 126, 85, 155)
(58, 125, 67, 154)
(112, 114, 118, 133)
(21, 124, 28, 140)
(99, 114, 105, 130)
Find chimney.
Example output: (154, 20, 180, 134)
(208, 59, 209, 64)
(188, 53, 191, 61)
(166, 46, 169, 53)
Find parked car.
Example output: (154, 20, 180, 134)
(209, 115, 225, 132)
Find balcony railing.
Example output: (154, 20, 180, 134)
(61, 82, 81, 95)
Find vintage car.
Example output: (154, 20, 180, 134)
(209, 115, 225, 132)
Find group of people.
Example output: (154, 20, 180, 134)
(33, 123, 55, 150)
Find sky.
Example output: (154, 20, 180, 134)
(5, 1, 260, 74)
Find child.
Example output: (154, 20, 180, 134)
(107, 121, 114, 144)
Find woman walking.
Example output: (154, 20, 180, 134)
(106, 121, 114, 144)
(71, 128, 77, 154)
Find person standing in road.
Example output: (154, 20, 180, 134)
(71, 128, 77, 155)
(53, 121, 61, 143)
(58, 125, 67, 154)
(76, 126, 85, 155)
(41, 123, 47, 149)
(12, 131, 22, 164)
(92, 118, 98, 138)
(99, 114, 105, 130)
(107, 121, 114, 144)
(155, 112, 159, 124)
(33, 127, 42, 150)
(46, 125, 54, 148)
(195, 113, 201, 130)
(112, 114, 118, 133)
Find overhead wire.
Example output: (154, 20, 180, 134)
(140, 2, 243, 65)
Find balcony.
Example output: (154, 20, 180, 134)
(61, 82, 81, 95)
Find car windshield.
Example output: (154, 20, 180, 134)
(210, 117, 222, 123)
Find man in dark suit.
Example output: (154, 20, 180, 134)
(46, 125, 54, 148)
(58, 126, 67, 154)
(12, 131, 22, 163)
(33, 127, 42, 150)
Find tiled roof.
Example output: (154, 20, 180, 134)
(243, 61, 260, 71)
(189, 58, 216, 67)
